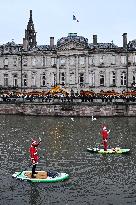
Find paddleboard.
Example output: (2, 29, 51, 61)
(87, 147, 130, 154)
(12, 171, 69, 183)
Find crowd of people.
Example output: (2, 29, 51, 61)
(0, 89, 136, 104)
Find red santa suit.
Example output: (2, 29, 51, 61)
(101, 126, 110, 151)
(29, 140, 39, 164)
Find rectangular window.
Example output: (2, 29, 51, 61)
(13, 74, 18, 87)
(60, 72, 65, 85)
(14, 79, 18, 87)
(41, 73, 46, 86)
(110, 71, 116, 86)
(54, 73, 56, 86)
(69, 72, 75, 84)
(4, 58, 8, 68)
(13, 57, 17, 67)
(4, 74, 8, 86)
(23, 74, 27, 87)
(79, 73, 84, 85)
(121, 72, 126, 86)
(24, 79, 27, 86)
(100, 74, 104, 86)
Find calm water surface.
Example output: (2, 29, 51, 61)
(0, 115, 136, 205)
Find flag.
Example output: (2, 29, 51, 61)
(73, 15, 76, 20)
(73, 14, 79, 22)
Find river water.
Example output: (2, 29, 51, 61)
(0, 115, 136, 205)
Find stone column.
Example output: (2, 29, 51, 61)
(105, 70, 110, 87)
(116, 69, 120, 87)
(95, 69, 99, 87)
(85, 55, 89, 88)
(56, 57, 60, 84)
(75, 55, 79, 89)
(66, 56, 69, 86)
(43, 55, 45, 67)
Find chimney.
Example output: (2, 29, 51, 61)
(93, 35, 97, 45)
(23, 38, 28, 51)
(123, 33, 127, 49)
(50, 37, 54, 48)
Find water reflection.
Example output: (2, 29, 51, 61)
(0, 115, 136, 204)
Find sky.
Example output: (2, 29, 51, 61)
(0, 0, 136, 46)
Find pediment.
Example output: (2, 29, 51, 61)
(57, 41, 86, 50)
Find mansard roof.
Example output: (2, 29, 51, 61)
(37, 45, 56, 51)
(88, 42, 118, 49)
(3, 41, 21, 47)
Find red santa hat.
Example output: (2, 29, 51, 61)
(31, 139, 38, 146)
(102, 125, 107, 130)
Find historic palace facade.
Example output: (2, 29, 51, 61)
(0, 10, 136, 93)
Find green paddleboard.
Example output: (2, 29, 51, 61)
(87, 147, 130, 154)
(12, 171, 69, 183)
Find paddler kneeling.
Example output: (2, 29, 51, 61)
(29, 138, 41, 178)
(101, 125, 110, 151)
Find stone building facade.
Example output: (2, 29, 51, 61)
(0, 10, 136, 94)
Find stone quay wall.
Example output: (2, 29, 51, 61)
(0, 102, 136, 117)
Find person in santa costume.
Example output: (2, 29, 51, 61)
(101, 125, 110, 151)
(29, 138, 41, 178)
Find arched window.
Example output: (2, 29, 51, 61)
(121, 71, 126, 86)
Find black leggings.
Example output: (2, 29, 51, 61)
(32, 164, 37, 175)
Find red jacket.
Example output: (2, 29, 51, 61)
(101, 129, 109, 140)
(29, 145, 39, 163)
